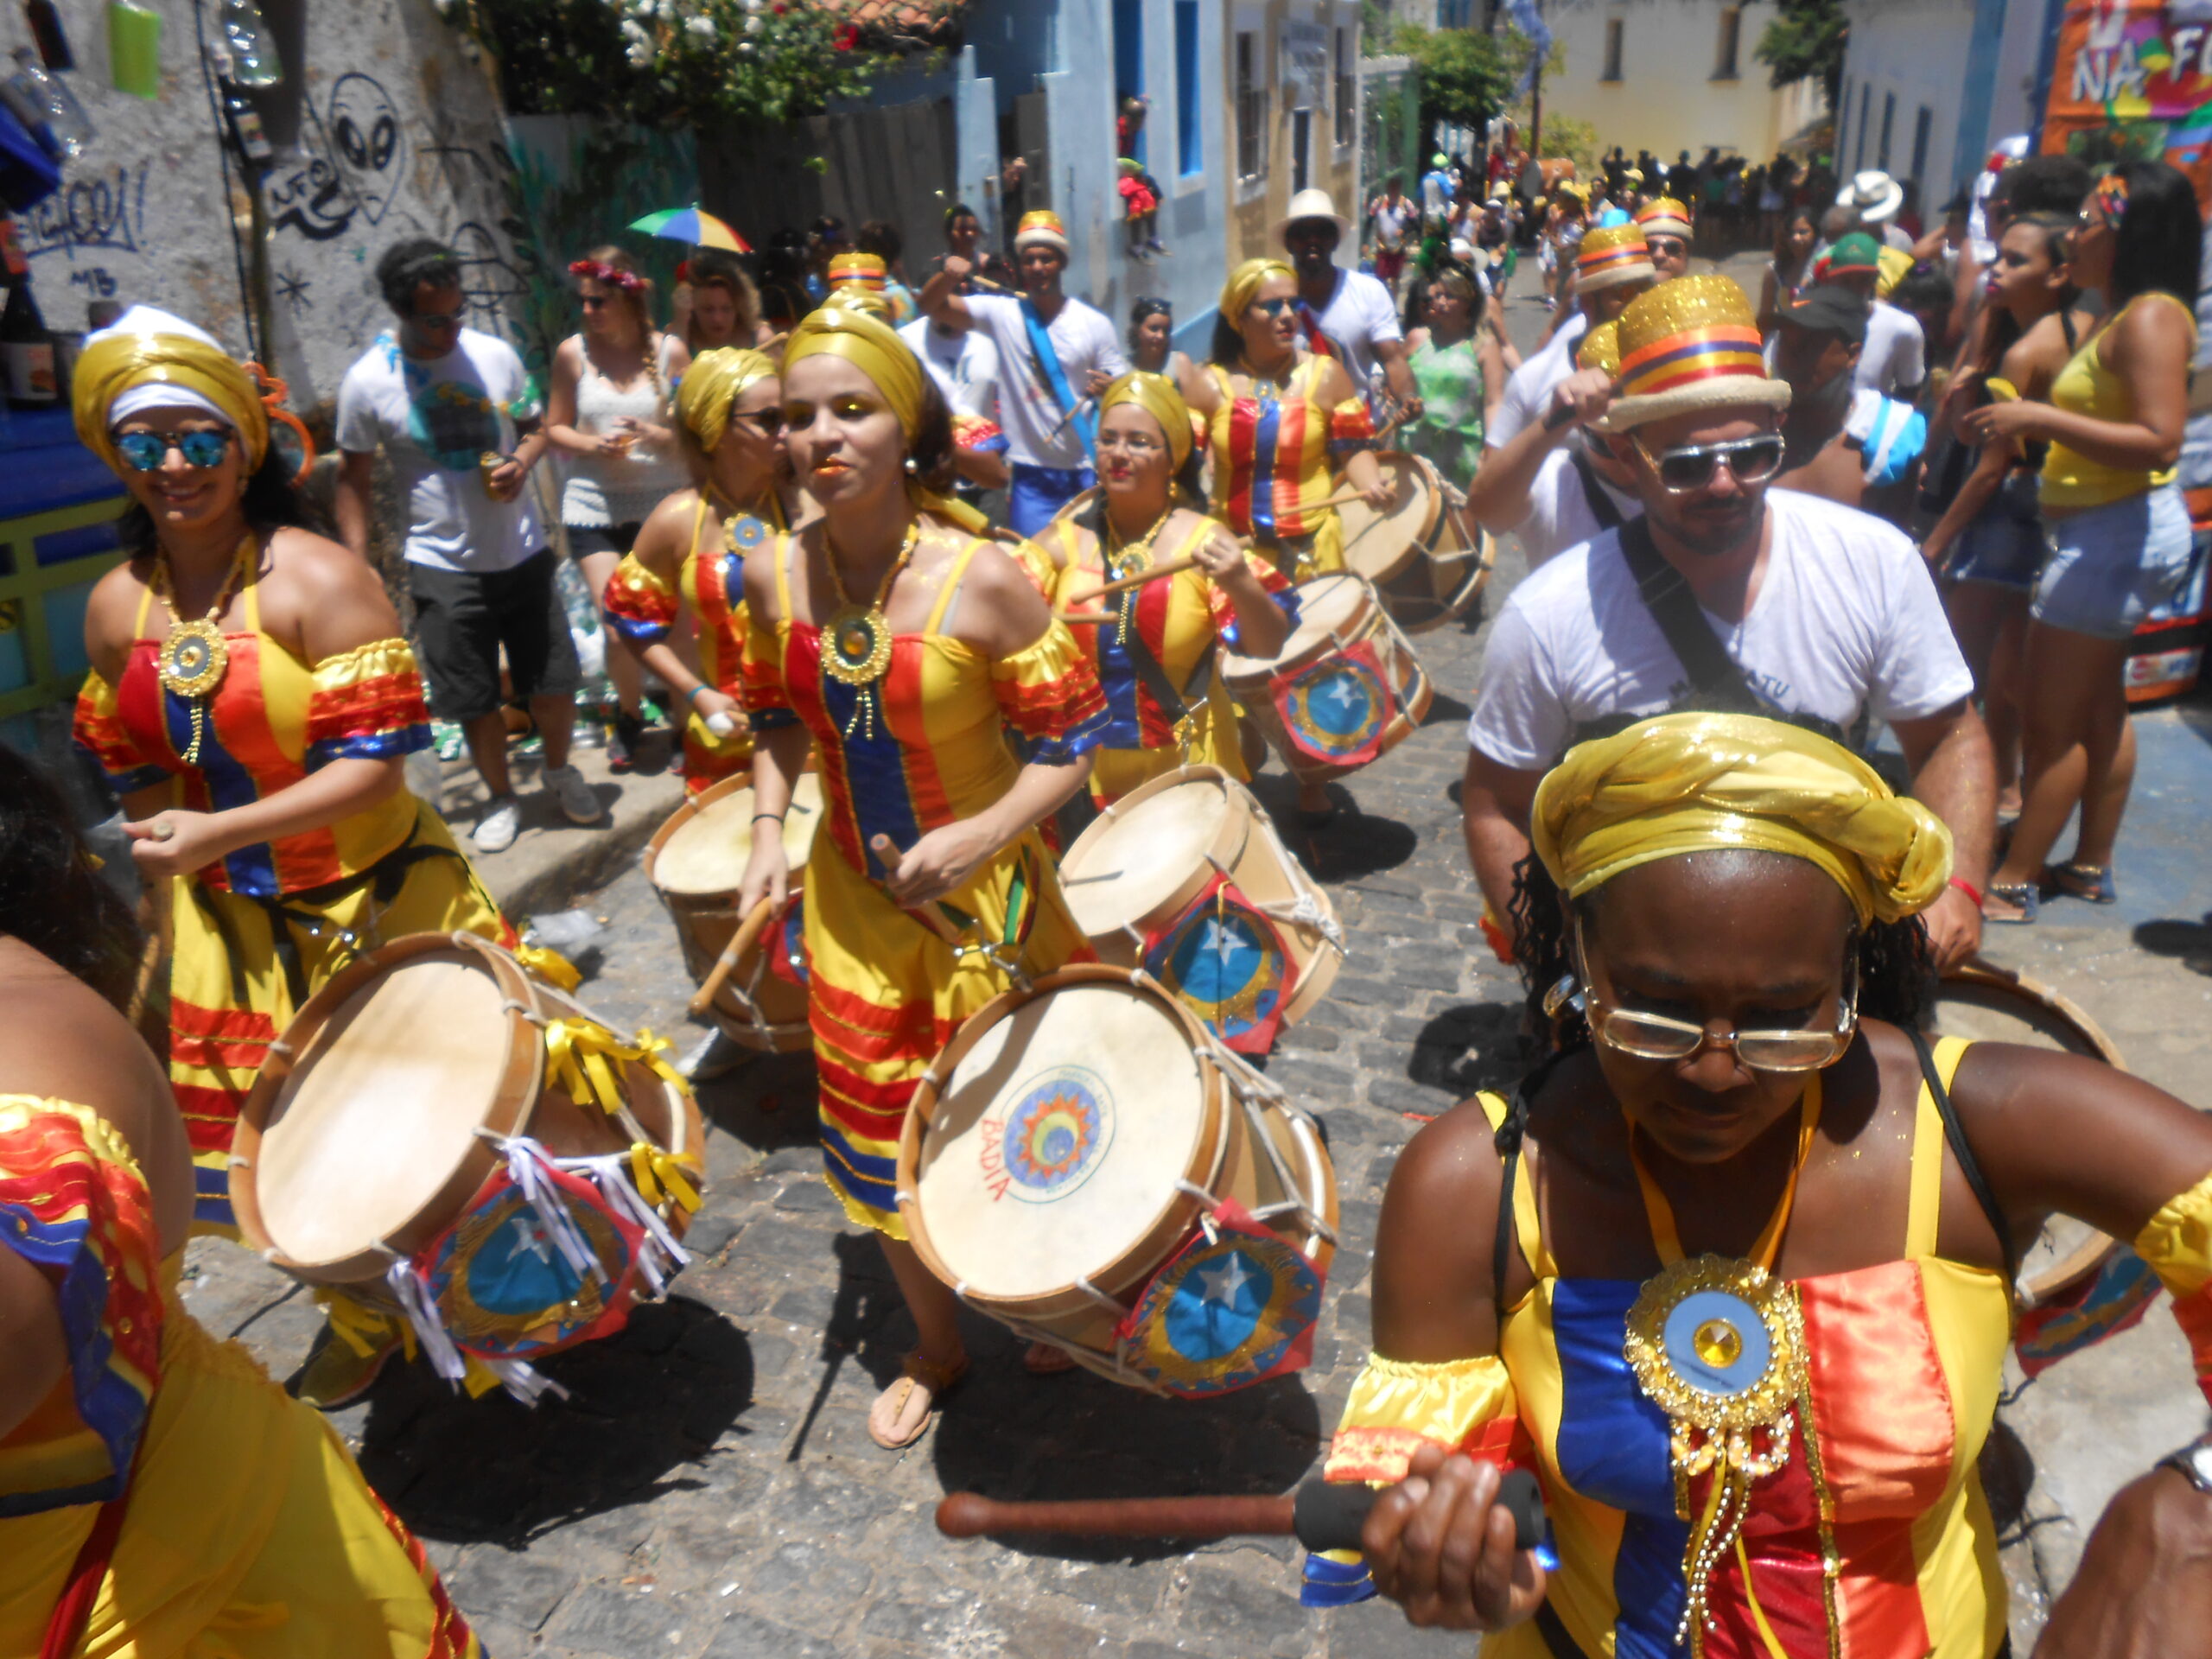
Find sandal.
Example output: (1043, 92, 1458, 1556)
(1983, 882, 2038, 925)
(2044, 861, 2117, 906)
(1023, 1340, 1077, 1376)
(868, 1349, 969, 1450)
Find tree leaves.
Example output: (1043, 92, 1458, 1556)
(1754, 0, 1847, 109)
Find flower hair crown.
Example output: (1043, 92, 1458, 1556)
(570, 258, 646, 293)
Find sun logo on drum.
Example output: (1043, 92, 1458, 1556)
(1281, 656, 1387, 760)
(999, 1069, 1112, 1200)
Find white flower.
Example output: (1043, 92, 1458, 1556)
(743, 13, 761, 32)
(737, 38, 753, 53)
(620, 16, 650, 41)
(683, 14, 714, 37)
(626, 41, 654, 64)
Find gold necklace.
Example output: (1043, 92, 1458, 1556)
(1104, 505, 1173, 645)
(150, 535, 255, 764)
(820, 518, 921, 738)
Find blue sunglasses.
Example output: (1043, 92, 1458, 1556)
(115, 429, 235, 472)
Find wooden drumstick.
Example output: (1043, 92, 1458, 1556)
(1070, 555, 1203, 604)
(1053, 609, 1119, 626)
(935, 1469, 1545, 1554)
(687, 898, 777, 1019)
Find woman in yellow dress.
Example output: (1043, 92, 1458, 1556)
(0, 747, 480, 1659)
(601, 346, 799, 798)
(1042, 372, 1294, 804)
(1325, 712, 2212, 1653)
(68, 308, 509, 1408)
(1182, 257, 1390, 582)
(734, 302, 1109, 1449)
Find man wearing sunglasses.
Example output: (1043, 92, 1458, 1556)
(1463, 275, 1993, 973)
(1630, 196, 1694, 280)
(336, 238, 601, 855)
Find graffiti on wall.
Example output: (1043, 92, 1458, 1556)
(270, 71, 408, 243)
(22, 163, 148, 263)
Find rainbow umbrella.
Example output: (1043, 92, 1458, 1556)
(628, 205, 751, 254)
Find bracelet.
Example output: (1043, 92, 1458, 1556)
(753, 812, 784, 824)
(1948, 876, 1984, 908)
(687, 683, 710, 705)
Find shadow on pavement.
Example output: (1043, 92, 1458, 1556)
(1246, 772, 1420, 880)
(1408, 1003, 1530, 1097)
(692, 1049, 822, 1154)
(356, 1295, 754, 1547)
(1421, 690, 1472, 729)
(2133, 917, 2212, 975)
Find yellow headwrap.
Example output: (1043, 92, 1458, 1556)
(676, 346, 778, 455)
(1219, 257, 1294, 325)
(73, 327, 270, 475)
(782, 302, 987, 533)
(1530, 712, 1952, 926)
(1098, 370, 1195, 472)
(825, 282, 896, 324)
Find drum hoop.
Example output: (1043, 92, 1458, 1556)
(1065, 765, 1258, 934)
(232, 930, 547, 1281)
(643, 771, 754, 890)
(1227, 574, 1387, 684)
(1396, 453, 1446, 555)
(1338, 453, 1436, 582)
(899, 963, 1232, 1312)
(1934, 957, 2124, 1303)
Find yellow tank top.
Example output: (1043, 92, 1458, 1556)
(2040, 291, 2196, 509)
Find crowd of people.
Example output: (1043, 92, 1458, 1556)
(3, 126, 2210, 1659)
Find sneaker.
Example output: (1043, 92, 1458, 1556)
(290, 1321, 400, 1410)
(473, 794, 523, 853)
(544, 763, 606, 825)
(607, 708, 648, 773)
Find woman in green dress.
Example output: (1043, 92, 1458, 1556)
(1401, 266, 1507, 486)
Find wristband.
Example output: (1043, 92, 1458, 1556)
(753, 812, 784, 824)
(687, 683, 710, 705)
(1948, 876, 1984, 908)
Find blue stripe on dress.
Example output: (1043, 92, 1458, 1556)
(1249, 400, 1282, 544)
(164, 686, 280, 899)
(1548, 1278, 1690, 1656)
(817, 671, 925, 880)
(819, 1120, 900, 1211)
(1093, 620, 1147, 749)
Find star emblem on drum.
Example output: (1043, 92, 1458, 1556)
(1203, 918, 1244, 968)
(1119, 1225, 1326, 1396)
(1196, 1251, 1254, 1307)
(1319, 676, 1363, 716)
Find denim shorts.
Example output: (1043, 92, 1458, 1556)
(1949, 473, 2044, 590)
(2034, 482, 2195, 639)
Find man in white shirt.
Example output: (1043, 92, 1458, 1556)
(1464, 320, 1642, 568)
(1461, 274, 1993, 969)
(333, 238, 601, 854)
(918, 209, 1127, 533)
(1482, 223, 1656, 454)
(899, 310, 1009, 496)
(1278, 188, 1423, 421)
(1421, 153, 1457, 222)
(1821, 232, 1926, 399)
(1367, 175, 1415, 295)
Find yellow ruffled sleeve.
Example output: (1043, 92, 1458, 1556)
(1324, 1352, 1522, 1484)
(602, 552, 680, 645)
(989, 622, 1109, 764)
(304, 638, 431, 768)
(2136, 1167, 2212, 1407)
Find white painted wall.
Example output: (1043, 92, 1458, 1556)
(1541, 0, 1824, 163)
(1835, 0, 1978, 210)
(22, 0, 527, 417)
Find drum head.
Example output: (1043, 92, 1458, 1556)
(913, 980, 1209, 1300)
(1060, 772, 1233, 936)
(655, 774, 824, 896)
(1928, 966, 2122, 1298)
(1337, 454, 1430, 582)
(254, 946, 517, 1268)
(1225, 572, 1374, 681)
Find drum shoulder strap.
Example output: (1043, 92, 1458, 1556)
(1904, 1027, 2018, 1288)
(1614, 517, 1759, 709)
(1567, 448, 1624, 532)
(1119, 609, 1217, 729)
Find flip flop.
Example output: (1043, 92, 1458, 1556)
(868, 1350, 969, 1451)
(2044, 862, 2117, 905)
(1983, 882, 2038, 925)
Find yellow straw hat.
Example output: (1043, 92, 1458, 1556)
(1634, 197, 1694, 240)
(1573, 224, 1656, 293)
(1605, 276, 1790, 432)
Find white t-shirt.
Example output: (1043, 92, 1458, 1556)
(1370, 197, 1414, 251)
(1302, 268, 1402, 394)
(1516, 444, 1643, 569)
(336, 327, 545, 574)
(1467, 488, 1974, 770)
(1854, 302, 1925, 399)
(900, 317, 1001, 422)
(1486, 310, 1589, 450)
(959, 293, 1127, 469)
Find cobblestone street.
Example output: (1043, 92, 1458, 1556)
(178, 257, 2212, 1657)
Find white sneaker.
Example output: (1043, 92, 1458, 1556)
(543, 763, 606, 825)
(473, 795, 523, 853)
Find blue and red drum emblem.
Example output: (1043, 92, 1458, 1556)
(1117, 1216, 1325, 1396)
(998, 1065, 1114, 1202)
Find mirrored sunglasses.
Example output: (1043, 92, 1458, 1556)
(116, 429, 235, 472)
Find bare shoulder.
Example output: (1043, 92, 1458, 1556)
(633, 487, 703, 574)
(268, 528, 404, 652)
(86, 555, 151, 646)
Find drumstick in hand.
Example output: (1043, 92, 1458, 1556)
(688, 898, 778, 1018)
(1069, 556, 1202, 603)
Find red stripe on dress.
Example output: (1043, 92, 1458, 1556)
(304, 671, 430, 747)
(1134, 576, 1180, 750)
(2172, 1282, 2212, 1406)
(1226, 397, 1260, 534)
(117, 641, 177, 771)
(883, 639, 952, 834)
(1274, 395, 1312, 540)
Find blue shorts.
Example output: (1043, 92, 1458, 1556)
(2034, 482, 2195, 639)
(1009, 462, 1096, 536)
(1948, 473, 2043, 590)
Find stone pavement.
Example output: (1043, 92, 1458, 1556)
(174, 251, 2212, 1657)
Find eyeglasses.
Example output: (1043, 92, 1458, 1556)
(1096, 430, 1165, 454)
(1576, 927, 1859, 1071)
(1634, 433, 1785, 493)
(580, 295, 609, 310)
(1644, 236, 1688, 258)
(1250, 297, 1296, 318)
(409, 306, 464, 331)
(115, 429, 234, 472)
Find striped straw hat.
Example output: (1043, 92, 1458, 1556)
(1576, 319, 1624, 431)
(1573, 224, 1656, 293)
(1633, 197, 1694, 240)
(826, 251, 889, 291)
(1014, 210, 1071, 255)
(1605, 275, 1790, 431)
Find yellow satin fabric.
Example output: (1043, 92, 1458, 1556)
(1099, 371, 1196, 471)
(1219, 257, 1295, 324)
(73, 329, 270, 474)
(2136, 1165, 2212, 1293)
(1531, 711, 1953, 925)
(1322, 1354, 1516, 1484)
(677, 346, 778, 454)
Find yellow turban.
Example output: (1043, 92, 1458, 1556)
(1530, 712, 1952, 926)
(73, 317, 270, 475)
(782, 302, 986, 533)
(677, 347, 778, 455)
(825, 281, 896, 324)
(1219, 257, 1294, 325)
(1098, 370, 1195, 472)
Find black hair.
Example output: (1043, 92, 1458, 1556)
(944, 202, 980, 228)
(1129, 295, 1173, 354)
(1891, 269, 1955, 316)
(906, 372, 959, 495)
(2000, 154, 2094, 219)
(376, 238, 461, 312)
(0, 745, 144, 1014)
(116, 444, 335, 561)
(1978, 213, 2080, 369)
(2107, 158, 2203, 310)
(1509, 848, 1932, 1057)
(858, 219, 902, 263)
